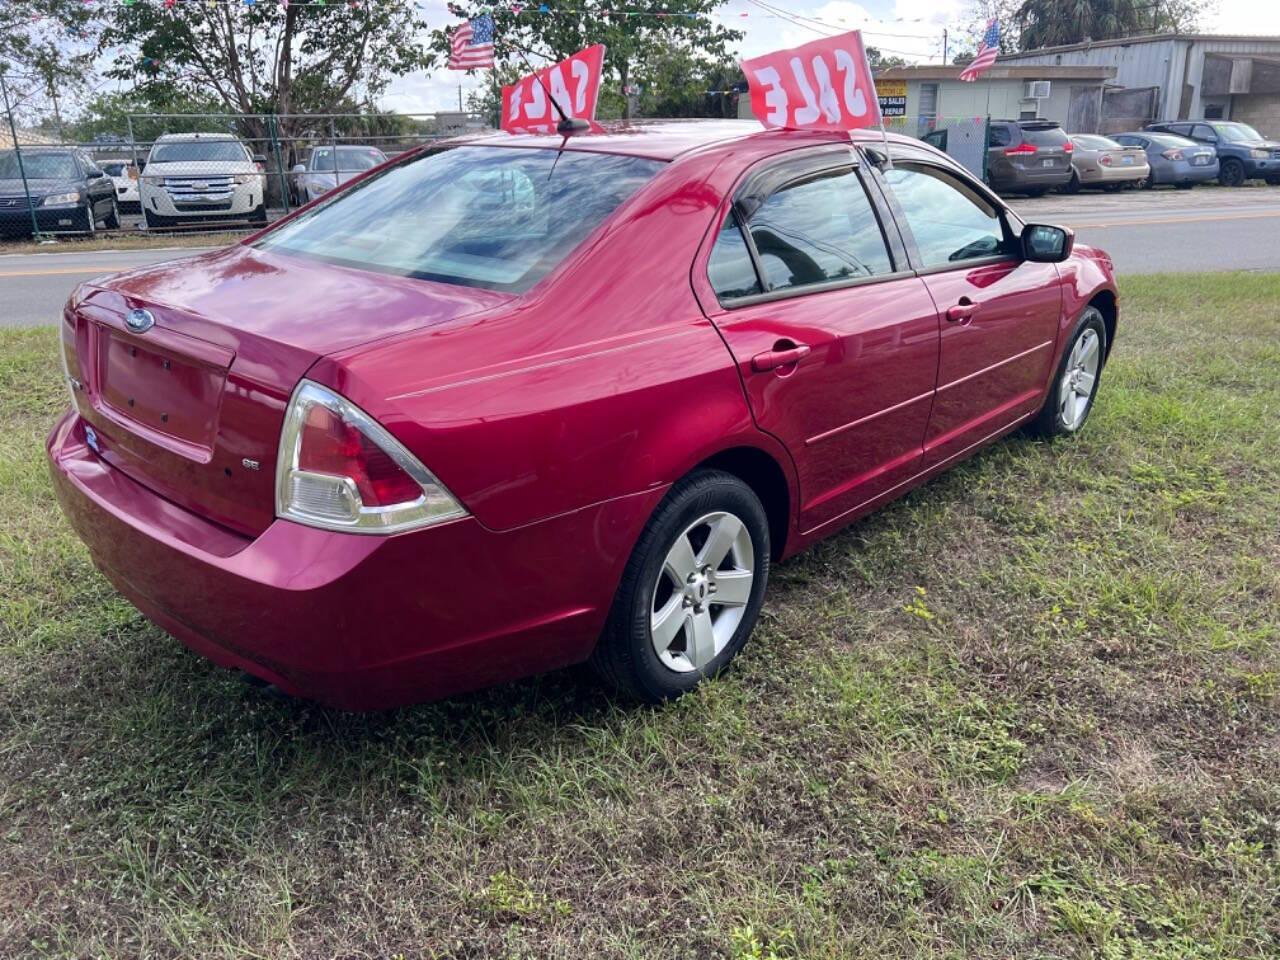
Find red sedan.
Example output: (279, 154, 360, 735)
(47, 121, 1118, 710)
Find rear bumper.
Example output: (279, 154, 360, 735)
(1155, 160, 1219, 184)
(1078, 164, 1148, 183)
(47, 410, 662, 710)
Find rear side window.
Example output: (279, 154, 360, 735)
(988, 125, 1012, 148)
(1020, 125, 1068, 148)
(882, 163, 1011, 268)
(745, 168, 893, 293)
(257, 146, 664, 293)
(708, 212, 763, 300)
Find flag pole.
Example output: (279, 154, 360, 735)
(861, 34, 892, 169)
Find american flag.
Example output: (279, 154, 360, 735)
(959, 18, 1000, 82)
(448, 14, 495, 70)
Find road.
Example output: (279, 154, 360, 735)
(2, 189, 1278, 328)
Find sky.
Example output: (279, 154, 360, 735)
(381, 0, 1280, 114)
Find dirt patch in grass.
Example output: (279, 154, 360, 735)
(1, 273, 1278, 958)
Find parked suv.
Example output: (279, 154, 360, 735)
(290, 145, 387, 205)
(1145, 120, 1280, 186)
(140, 133, 266, 229)
(985, 119, 1074, 196)
(0, 147, 118, 236)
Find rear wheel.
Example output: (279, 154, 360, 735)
(1175, 182, 1195, 190)
(1064, 172, 1081, 194)
(103, 198, 120, 230)
(250, 203, 268, 225)
(1219, 159, 1246, 187)
(1029, 307, 1107, 439)
(590, 470, 770, 702)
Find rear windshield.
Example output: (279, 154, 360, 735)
(1148, 133, 1194, 148)
(149, 140, 249, 164)
(1071, 135, 1120, 150)
(0, 151, 77, 180)
(1020, 125, 1068, 147)
(310, 147, 386, 172)
(256, 145, 665, 293)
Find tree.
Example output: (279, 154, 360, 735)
(95, 2, 434, 140)
(1012, 0, 1210, 50)
(431, 0, 743, 120)
(1, 0, 97, 133)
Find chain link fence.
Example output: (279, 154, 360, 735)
(1, 107, 487, 243)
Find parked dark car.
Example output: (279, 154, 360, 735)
(0, 147, 119, 237)
(985, 119, 1074, 196)
(1145, 120, 1280, 186)
(1111, 132, 1219, 189)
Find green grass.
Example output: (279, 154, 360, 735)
(2, 273, 1278, 958)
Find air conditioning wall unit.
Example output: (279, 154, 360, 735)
(1025, 80, 1051, 100)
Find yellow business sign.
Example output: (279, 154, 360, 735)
(877, 80, 907, 117)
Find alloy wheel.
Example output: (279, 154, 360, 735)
(1058, 328, 1101, 430)
(650, 511, 754, 673)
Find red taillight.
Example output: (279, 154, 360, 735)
(1099, 154, 1112, 166)
(1004, 143, 1038, 155)
(298, 402, 422, 506)
(1063, 141, 1073, 153)
(1162, 148, 1184, 161)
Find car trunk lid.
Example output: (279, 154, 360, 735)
(66, 243, 513, 537)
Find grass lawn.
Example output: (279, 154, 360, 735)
(1, 273, 1278, 958)
(0, 231, 247, 256)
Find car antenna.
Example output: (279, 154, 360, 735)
(511, 43, 589, 136)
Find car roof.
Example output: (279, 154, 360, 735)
(154, 132, 240, 141)
(451, 118, 922, 163)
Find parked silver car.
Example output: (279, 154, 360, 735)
(1065, 134, 1149, 192)
(291, 145, 387, 205)
(1111, 132, 1218, 189)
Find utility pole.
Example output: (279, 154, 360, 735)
(458, 85, 463, 111)
(943, 28, 948, 66)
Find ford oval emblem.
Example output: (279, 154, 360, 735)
(126, 308, 155, 333)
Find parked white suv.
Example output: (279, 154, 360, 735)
(140, 133, 266, 229)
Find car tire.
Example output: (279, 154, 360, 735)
(1138, 173, 1155, 189)
(1064, 172, 1081, 194)
(78, 202, 97, 235)
(1175, 182, 1196, 190)
(1028, 306, 1107, 439)
(1219, 159, 1245, 187)
(143, 209, 168, 231)
(1025, 187, 1050, 197)
(590, 469, 770, 703)
(250, 203, 268, 225)
(103, 199, 120, 230)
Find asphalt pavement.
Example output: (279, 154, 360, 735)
(2, 188, 1278, 328)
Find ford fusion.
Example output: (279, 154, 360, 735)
(48, 121, 1119, 710)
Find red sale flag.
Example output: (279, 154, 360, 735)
(740, 31, 882, 132)
(501, 44, 606, 135)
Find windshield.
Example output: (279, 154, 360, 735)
(1021, 125, 1068, 147)
(310, 147, 386, 172)
(1210, 122, 1264, 142)
(256, 145, 665, 293)
(0, 151, 78, 180)
(149, 140, 249, 164)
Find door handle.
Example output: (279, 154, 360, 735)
(946, 298, 978, 323)
(751, 342, 811, 372)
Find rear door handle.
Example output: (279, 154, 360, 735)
(946, 299, 978, 323)
(751, 343, 811, 372)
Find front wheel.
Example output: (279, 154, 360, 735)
(250, 203, 268, 225)
(591, 470, 770, 702)
(1029, 307, 1107, 438)
(103, 198, 120, 230)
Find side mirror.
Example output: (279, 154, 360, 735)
(253, 153, 267, 165)
(1022, 223, 1074, 263)
(291, 163, 306, 174)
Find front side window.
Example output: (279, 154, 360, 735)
(1192, 124, 1217, 141)
(744, 168, 893, 293)
(256, 146, 664, 293)
(882, 163, 1011, 268)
